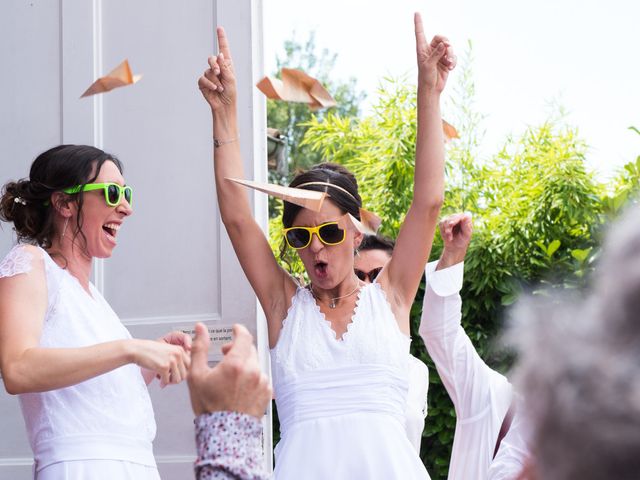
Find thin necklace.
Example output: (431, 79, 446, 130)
(310, 282, 361, 309)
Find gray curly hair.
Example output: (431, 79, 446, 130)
(508, 203, 640, 480)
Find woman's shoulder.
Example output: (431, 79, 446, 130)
(0, 243, 45, 279)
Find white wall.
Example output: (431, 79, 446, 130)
(0, 0, 270, 478)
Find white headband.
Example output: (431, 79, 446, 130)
(295, 181, 358, 203)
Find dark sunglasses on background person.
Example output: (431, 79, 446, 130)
(63, 182, 133, 207)
(283, 221, 346, 250)
(354, 267, 383, 283)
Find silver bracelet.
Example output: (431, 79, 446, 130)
(213, 137, 239, 148)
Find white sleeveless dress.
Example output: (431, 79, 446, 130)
(0, 245, 159, 479)
(270, 282, 431, 479)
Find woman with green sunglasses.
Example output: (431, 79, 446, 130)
(199, 14, 455, 479)
(0, 145, 191, 480)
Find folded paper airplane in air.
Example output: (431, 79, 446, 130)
(256, 68, 336, 110)
(442, 120, 459, 142)
(80, 60, 142, 98)
(226, 178, 327, 212)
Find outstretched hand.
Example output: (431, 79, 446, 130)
(187, 323, 272, 419)
(414, 12, 457, 93)
(198, 27, 237, 112)
(438, 212, 473, 269)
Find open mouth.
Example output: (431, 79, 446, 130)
(102, 223, 120, 240)
(314, 261, 328, 277)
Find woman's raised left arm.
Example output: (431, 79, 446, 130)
(383, 13, 457, 332)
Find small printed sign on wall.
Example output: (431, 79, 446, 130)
(173, 324, 234, 362)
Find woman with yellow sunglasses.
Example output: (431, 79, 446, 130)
(199, 13, 455, 480)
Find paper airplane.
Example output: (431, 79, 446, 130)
(80, 59, 142, 98)
(358, 208, 382, 233)
(226, 178, 327, 212)
(226, 178, 381, 233)
(257, 68, 336, 110)
(346, 212, 379, 236)
(442, 120, 459, 142)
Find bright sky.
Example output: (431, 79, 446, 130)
(264, 0, 639, 178)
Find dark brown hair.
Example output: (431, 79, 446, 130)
(283, 162, 362, 228)
(359, 234, 395, 254)
(0, 145, 122, 248)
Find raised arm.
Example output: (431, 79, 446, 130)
(198, 27, 295, 346)
(0, 246, 190, 394)
(419, 215, 514, 477)
(383, 13, 457, 331)
(420, 214, 511, 417)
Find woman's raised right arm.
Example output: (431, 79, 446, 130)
(0, 247, 189, 393)
(198, 27, 295, 345)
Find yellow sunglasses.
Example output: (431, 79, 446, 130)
(283, 221, 346, 250)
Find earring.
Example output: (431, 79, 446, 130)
(354, 248, 360, 257)
(62, 218, 69, 238)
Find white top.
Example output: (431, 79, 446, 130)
(0, 245, 157, 472)
(418, 261, 517, 480)
(270, 282, 430, 480)
(405, 354, 429, 453)
(488, 403, 530, 480)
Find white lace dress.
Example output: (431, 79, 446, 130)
(270, 282, 431, 480)
(0, 245, 159, 480)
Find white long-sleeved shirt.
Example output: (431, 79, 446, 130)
(487, 403, 530, 480)
(419, 261, 523, 480)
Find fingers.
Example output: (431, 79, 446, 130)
(217, 52, 234, 81)
(427, 41, 448, 67)
(440, 213, 469, 241)
(162, 330, 193, 351)
(460, 212, 473, 236)
(227, 324, 254, 359)
(169, 362, 181, 386)
(221, 341, 233, 356)
(427, 34, 455, 71)
(207, 55, 220, 76)
(160, 367, 172, 388)
(182, 348, 191, 370)
(430, 35, 451, 49)
(254, 372, 273, 417)
(198, 75, 218, 94)
(204, 56, 224, 92)
(217, 26, 233, 61)
(414, 12, 427, 55)
(182, 333, 192, 351)
(190, 323, 210, 376)
(444, 51, 457, 71)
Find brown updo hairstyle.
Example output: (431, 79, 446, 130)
(279, 163, 362, 261)
(0, 145, 122, 248)
(283, 162, 362, 228)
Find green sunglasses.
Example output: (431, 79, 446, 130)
(63, 182, 133, 207)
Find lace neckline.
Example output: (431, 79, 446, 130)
(304, 282, 374, 343)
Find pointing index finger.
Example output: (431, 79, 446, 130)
(414, 12, 427, 52)
(217, 26, 232, 61)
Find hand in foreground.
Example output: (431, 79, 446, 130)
(198, 26, 237, 112)
(188, 323, 272, 419)
(438, 212, 473, 269)
(414, 12, 457, 93)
